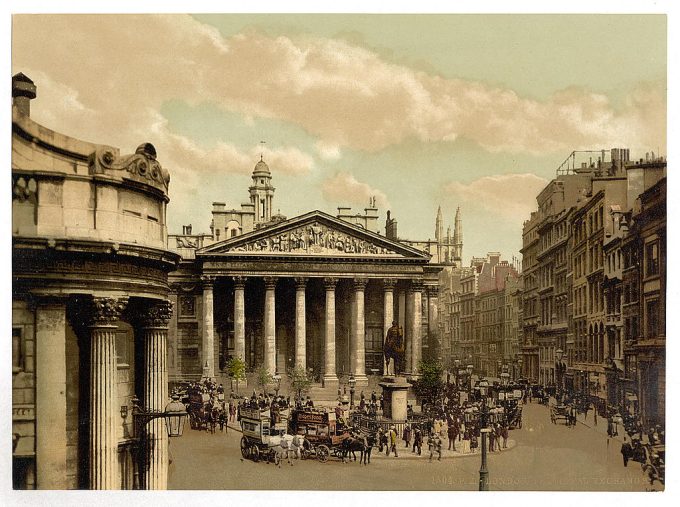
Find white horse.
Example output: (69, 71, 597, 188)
(268, 434, 303, 467)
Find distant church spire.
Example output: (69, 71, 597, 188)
(453, 206, 463, 263)
(435, 205, 443, 261)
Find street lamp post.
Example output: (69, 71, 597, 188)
(517, 357, 523, 380)
(555, 349, 564, 403)
(478, 378, 490, 491)
(467, 364, 474, 393)
(348, 374, 356, 409)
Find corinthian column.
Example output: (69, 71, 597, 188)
(426, 285, 440, 361)
(88, 297, 128, 490)
(137, 300, 173, 490)
(323, 278, 339, 387)
(294, 277, 308, 370)
(233, 277, 247, 362)
(352, 278, 369, 386)
(383, 279, 397, 375)
(201, 275, 216, 379)
(263, 277, 277, 375)
(410, 281, 424, 375)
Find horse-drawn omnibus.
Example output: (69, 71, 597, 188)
(289, 408, 354, 462)
(239, 406, 293, 463)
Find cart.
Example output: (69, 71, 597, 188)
(289, 408, 349, 462)
(550, 404, 570, 425)
(239, 406, 289, 464)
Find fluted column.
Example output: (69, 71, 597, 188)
(426, 286, 439, 361)
(383, 279, 397, 375)
(88, 297, 128, 490)
(263, 277, 277, 375)
(405, 287, 414, 373)
(323, 278, 339, 386)
(352, 278, 369, 385)
(409, 281, 424, 375)
(233, 276, 247, 362)
(294, 277, 308, 370)
(138, 300, 173, 490)
(201, 275, 216, 379)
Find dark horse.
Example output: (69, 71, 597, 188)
(383, 322, 404, 375)
(341, 433, 376, 465)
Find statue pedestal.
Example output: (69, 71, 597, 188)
(379, 376, 411, 420)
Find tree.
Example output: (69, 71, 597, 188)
(255, 365, 273, 393)
(225, 357, 247, 394)
(412, 359, 445, 408)
(288, 365, 312, 402)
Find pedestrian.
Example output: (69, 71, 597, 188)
(489, 427, 496, 452)
(501, 424, 508, 449)
(389, 425, 399, 457)
(412, 426, 423, 455)
(403, 424, 412, 448)
(593, 404, 598, 426)
(621, 437, 632, 467)
(428, 433, 442, 461)
(377, 428, 385, 452)
(447, 421, 458, 451)
(381, 429, 389, 455)
(470, 433, 478, 453)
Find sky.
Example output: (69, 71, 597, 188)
(10, 13, 667, 264)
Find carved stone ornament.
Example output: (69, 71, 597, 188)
(90, 297, 129, 326)
(263, 276, 278, 289)
(352, 278, 369, 291)
(383, 278, 398, 290)
(408, 280, 425, 293)
(140, 300, 173, 328)
(89, 143, 169, 192)
(294, 277, 309, 289)
(233, 276, 247, 289)
(229, 221, 398, 256)
(323, 277, 339, 290)
(200, 275, 216, 288)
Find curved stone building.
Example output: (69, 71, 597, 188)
(12, 73, 179, 490)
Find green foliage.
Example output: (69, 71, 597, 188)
(288, 365, 312, 396)
(412, 359, 445, 405)
(255, 365, 273, 390)
(226, 357, 247, 381)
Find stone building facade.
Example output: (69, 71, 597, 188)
(520, 148, 666, 428)
(12, 73, 179, 489)
(167, 161, 443, 387)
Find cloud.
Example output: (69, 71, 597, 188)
(443, 173, 549, 224)
(321, 171, 390, 209)
(12, 14, 666, 164)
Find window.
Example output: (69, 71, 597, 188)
(646, 242, 659, 276)
(12, 328, 22, 372)
(646, 299, 659, 338)
(231, 229, 238, 238)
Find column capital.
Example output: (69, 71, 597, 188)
(408, 280, 425, 293)
(425, 285, 439, 298)
(89, 297, 128, 327)
(383, 278, 398, 290)
(263, 276, 278, 289)
(294, 277, 309, 289)
(323, 277, 339, 290)
(200, 274, 216, 288)
(352, 277, 368, 291)
(135, 299, 173, 329)
(233, 276, 247, 289)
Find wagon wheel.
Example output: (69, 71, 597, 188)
(250, 445, 261, 462)
(240, 437, 249, 459)
(316, 444, 330, 463)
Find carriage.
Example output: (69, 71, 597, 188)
(239, 406, 292, 464)
(289, 408, 351, 462)
(550, 404, 570, 425)
(187, 391, 216, 431)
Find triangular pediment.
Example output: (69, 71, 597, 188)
(198, 210, 429, 259)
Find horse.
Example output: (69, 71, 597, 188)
(360, 433, 376, 465)
(341, 434, 371, 464)
(267, 434, 297, 467)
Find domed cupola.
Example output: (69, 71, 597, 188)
(249, 156, 275, 225)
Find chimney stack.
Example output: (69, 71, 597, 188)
(12, 73, 37, 117)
